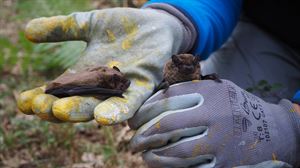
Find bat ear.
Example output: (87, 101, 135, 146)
(113, 66, 120, 72)
(171, 55, 180, 65)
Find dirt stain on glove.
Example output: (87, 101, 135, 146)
(121, 16, 138, 50)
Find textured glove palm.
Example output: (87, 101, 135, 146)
(129, 80, 300, 168)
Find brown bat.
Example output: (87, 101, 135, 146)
(156, 53, 221, 92)
(45, 66, 130, 99)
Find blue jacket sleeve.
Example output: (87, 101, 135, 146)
(145, 0, 243, 59)
(293, 91, 300, 104)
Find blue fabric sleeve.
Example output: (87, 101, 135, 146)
(144, 0, 243, 59)
(293, 90, 300, 104)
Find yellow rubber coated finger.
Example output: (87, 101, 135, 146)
(25, 12, 93, 43)
(52, 96, 101, 122)
(17, 86, 45, 115)
(31, 94, 62, 122)
(94, 79, 155, 125)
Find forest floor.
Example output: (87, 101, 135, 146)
(0, 0, 146, 167)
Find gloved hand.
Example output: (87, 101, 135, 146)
(17, 7, 190, 124)
(129, 80, 300, 168)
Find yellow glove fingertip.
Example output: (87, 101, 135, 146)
(52, 97, 76, 122)
(32, 94, 61, 122)
(17, 87, 45, 115)
(94, 104, 115, 125)
(94, 97, 129, 125)
(94, 116, 114, 125)
(52, 96, 100, 122)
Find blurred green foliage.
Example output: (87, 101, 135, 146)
(0, 34, 86, 77)
(0, 0, 139, 167)
(15, 0, 92, 19)
(0, 0, 90, 77)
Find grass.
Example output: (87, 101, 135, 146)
(0, 0, 146, 167)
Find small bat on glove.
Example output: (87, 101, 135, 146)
(45, 66, 130, 99)
(156, 53, 221, 92)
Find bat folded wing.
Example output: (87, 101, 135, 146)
(45, 85, 124, 99)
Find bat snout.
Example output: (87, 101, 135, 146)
(118, 79, 131, 91)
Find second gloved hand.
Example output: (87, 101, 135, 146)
(17, 7, 189, 124)
(129, 80, 300, 168)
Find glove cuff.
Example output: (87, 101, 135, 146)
(144, 3, 197, 53)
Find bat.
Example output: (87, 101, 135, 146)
(45, 66, 130, 99)
(156, 54, 221, 92)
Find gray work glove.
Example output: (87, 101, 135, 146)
(129, 80, 300, 168)
(16, 7, 193, 124)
